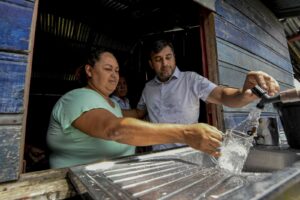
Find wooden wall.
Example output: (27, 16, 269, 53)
(214, 0, 294, 129)
(0, 0, 35, 183)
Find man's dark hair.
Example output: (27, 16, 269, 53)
(149, 40, 174, 57)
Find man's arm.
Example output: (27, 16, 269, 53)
(206, 71, 280, 108)
(206, 86, 254, 107)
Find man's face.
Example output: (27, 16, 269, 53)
(149, 46, 176, 82)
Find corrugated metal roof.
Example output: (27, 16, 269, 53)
(281, 17, 300, 81)
(261, 0, 300, 81)
(38, 0, 300, 80)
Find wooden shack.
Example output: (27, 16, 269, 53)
(0, 0, 298, 198)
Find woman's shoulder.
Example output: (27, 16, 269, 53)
(63, 88, 100, 99)
(55, 88, 102, 108)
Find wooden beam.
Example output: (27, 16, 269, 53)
(201, 10, 224, 131)
(0, 168, 78, 199)
(288, 33, 300, 42)
(288, 41, 300, 64)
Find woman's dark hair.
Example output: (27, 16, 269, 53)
(75, 48, 107, 85)
(148, 39, 174, 58)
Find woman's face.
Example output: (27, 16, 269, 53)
(115, 77, 128, 98)
(86, 52, 119, 96)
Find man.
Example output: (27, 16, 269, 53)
(124, 39, 279, 151)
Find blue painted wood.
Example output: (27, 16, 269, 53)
(227, 0, 287, 47)
(216, 38, 294, 85)
(0, 0, 33, 51)
(2, 0, 34, 8)
(215, 0, 290, 60)
(0, 0, 34, 183)
(215, 16, 293, 73)
(0, 126, 21, 183)
(0, 52, 27, 113)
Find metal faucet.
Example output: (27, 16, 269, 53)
(251, 85, 300, 109)
(251, 85, 300, 146)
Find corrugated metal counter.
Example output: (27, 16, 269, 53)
(68, 147, 300, 200)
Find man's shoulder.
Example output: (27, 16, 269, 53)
(144, 78, 158, 87)
(180, 71, 204, 80)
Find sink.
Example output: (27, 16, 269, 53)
(243, 147, 300, 172)
(68, 147, 300, 200)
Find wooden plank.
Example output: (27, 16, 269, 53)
(0, 114, 23, 125)
(0, 52, 27, 113)
(226, 0, 287, 47)
(215, 0, 290, 60)
(19, 0, 39, 181)
(218, 61, 293, 89)
(0, 168, 78, 199)
(0, 126, 22, 183)
(0, 0, 34, 8)
(0, 0, 33, 51)
(218, 63, 293, 113)
(215, 16, 293, 73)
(202, 11, 224, 130)
(216, 38, 294, 86)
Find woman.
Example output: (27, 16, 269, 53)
(111, 75, 131, 110)
(47, 49, 222, 168)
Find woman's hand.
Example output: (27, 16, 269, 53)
(183, 123, 223, 157)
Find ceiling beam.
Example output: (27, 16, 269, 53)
(288, 41, 300, 64)
(288, 33, 300, 42)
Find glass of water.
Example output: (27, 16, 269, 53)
(213, 129, 254, 174)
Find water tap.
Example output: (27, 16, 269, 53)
(251, 85, 300, 109)
(251, 85, 300, 146)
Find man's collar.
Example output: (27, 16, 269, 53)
(154, 67, 181, 83)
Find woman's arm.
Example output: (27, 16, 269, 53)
(72, 108, 222, 156)
(122, 108, 146, 119)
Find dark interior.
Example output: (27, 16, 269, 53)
(25, 0, 209, 172)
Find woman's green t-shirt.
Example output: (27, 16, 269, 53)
(47, 88, 135, 168)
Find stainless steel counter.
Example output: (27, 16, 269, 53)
(68, 146, 300, 200)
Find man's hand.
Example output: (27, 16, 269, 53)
(243, 71, 280, 98)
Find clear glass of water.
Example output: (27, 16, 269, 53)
(214, 129, 253, 174)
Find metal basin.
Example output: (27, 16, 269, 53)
(243, 147, 300, 172)
(68, 147, 277, 200)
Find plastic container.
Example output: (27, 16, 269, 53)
(274, 102, 300, 149)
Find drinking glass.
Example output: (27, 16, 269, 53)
(212, 129, 253, 174)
